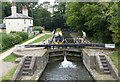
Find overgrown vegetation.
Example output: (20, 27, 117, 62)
(107, 51, 120, 76)
(3, 53, 17, 62)
(29, 34, 52, 44)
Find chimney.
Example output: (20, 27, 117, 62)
(22, 6, 28, 16)
(11, 2, 17, 17)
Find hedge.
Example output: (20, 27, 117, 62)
(33, 26, 42, 33)
(2, 33, 22, 50)
(16, 32, 28, 41)
(1, 32, 28, 50)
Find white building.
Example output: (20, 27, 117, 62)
(3, 2, 33, 33)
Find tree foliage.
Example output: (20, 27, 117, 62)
(51, 2, 66, 29)
(65, 2, 119, 44)
(33, 7, 51, 29)
(108, 2, 120, 45)
(2, 2, 11, 19)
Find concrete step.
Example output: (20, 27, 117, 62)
(27, 56, 32, 58)
(22, 68, 29, 71)
(102, 63, 108, 67)
(25, 58, 32, 61)
(100, 58, 106, 60)
(101, 61, 107, 64)
(101, 60, 107, 62)
(24, 64, 30, 68)
(24, 61, 31, 64)
(99, 55, 105, 57)
(22, 71, 29, 75)
(104, 67, 110, 71)
(103, 70, 111, 74)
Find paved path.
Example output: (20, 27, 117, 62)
(0, 33, 49, 61)
(0, 61, 17, 77)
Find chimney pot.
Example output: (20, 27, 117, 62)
(22, 6, 28, 16)
(11, 2, 17, 17)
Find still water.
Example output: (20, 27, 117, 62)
(40, 56, 93, 80)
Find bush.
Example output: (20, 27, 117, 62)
(2, 33, 22, 50)
(10, 31, 16, 33)
(16, 32, 28, 41)
(56, 28, 61, 31)
(33, 26, 42, 33)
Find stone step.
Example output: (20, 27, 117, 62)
(100, 58, 106, 60)
(101, 61, 107, 64)
(25, 58, 32, 61)
(27, 56, 32, 58)
(24, 64, 30, 68)
(99, 55, 105, 57)
(24, 61, 31, 64)
(101, 60, 107, 62)
(22, 71, 29, 75)
(103, 70, 111, 74)
(104, 67, 110, 71)
(102, 63, 108, 67)
(22, 68, 29, 71)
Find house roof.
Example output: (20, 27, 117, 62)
(4, 13, 32, 19)
(0, 23, 6, 29)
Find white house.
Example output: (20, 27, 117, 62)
(3, 2, 33, 33)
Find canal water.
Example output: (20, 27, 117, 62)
(40, 56, 93, 80)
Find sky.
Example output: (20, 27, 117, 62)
(39, 0, 55, 5)
(9, 0, 56, 5)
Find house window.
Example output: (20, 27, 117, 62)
(24, 19, 26, 24)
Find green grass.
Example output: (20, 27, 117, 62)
(29, 34, 52, 44)
(107, 51, 120, 76)
(43, 30, 51, 33)
(2, 66, 18, 80)
(3, 53, 17, 62)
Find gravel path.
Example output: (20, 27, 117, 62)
(0, 60, 17, 78)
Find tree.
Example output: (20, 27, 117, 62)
(65, 2, 114, 43)
(65, 2, 85, 31)
(108, 2, 120, 45)
(33, 6, 51, 29)
(2, 2, 11, 18)
(51, 2, 67, 29)
(16, 2, 38, 17)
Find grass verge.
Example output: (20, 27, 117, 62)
(3, 53, 17, 62)
(29, 34, 52, 44)
(43, 30, 51, 33)
(107, 51, 120, 76)
(2, 65, 18, 80)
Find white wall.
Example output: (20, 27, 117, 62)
(4, 18, 33, 33)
